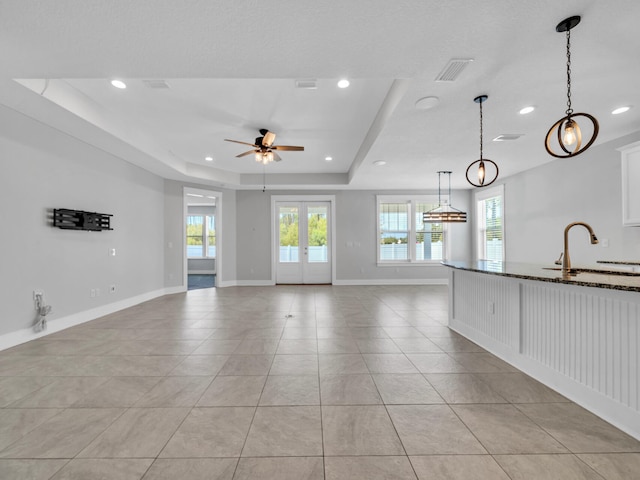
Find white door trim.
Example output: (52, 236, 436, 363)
(271, 195, 336, 285)
(183, 187, 223, 288)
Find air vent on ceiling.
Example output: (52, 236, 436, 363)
(295, 79, 318, 89)
(143, 79, 170, 89)
(435, 58, 474, 82)
(493, 134, 524, 142)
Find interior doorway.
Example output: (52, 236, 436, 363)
(273, 196, 335, 284)
(184, 187, 222, 289)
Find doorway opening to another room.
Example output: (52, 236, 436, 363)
(184, 187, 222, 290)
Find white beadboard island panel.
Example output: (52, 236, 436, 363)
(446, 262, 640, 440)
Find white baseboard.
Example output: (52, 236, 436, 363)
(0, 287, 182, 352)
(333, 278, 448, 286)
(220, 280, 275, 287)
(218, 279, 448, 287)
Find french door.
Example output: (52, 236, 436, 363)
(275, 201, 332, 284)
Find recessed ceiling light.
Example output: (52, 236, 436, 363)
(110, 79, 127, 89)
(373, 160, 386, 166)
(612, 106, 631, 115)
(205, 156, 214, 162)
(337, 79, 350, 89)
(415, 96, 440, 110)
(519, 106, 535, 115)
(325, 156, 333, 161)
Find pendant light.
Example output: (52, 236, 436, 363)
(545, 16, 599, 158)
(466, 95, 499, 188)
(424, 171, 467, 223)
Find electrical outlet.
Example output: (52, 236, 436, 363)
(109, 248, 116, 256)
(96, 288, 101, 297)
(109, 284, 116, 294)
(33, 290, 43, 300)
(487, 301, 495, 314)
(90, 289, 96, 298)
(601, 238, 609, 248)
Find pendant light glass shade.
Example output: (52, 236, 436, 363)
(424, 171, 467, 223)
(545, 16, 599, 158)
(466, 95, 499, 188)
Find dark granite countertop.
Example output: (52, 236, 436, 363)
(442, 260, 640, 293)
(597, 260, 640, 266)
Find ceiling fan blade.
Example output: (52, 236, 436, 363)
(272, 151, 282, 162)
(225, 139, 259, 147)
(271, 145, 304, 151)
(262, 131, 276, 147)
(236, 150, 257, 158)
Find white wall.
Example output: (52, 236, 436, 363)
(502, 131, 640, 265)
(0, 105, 165, 338)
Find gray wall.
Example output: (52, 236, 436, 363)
(502, 131, 640, 265)
(0, 105, 165, 336)
(234, 189, 472, 282)
(163, 180, 237, 287)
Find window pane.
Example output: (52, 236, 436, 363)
(308, 206, 328, 263)
(416, 226, 443, 260)
(187, 215, 204, 258)
(279, 206, 299, 263)
(379, 233, 408, 260)
(380, 203, 408, 231)
(481, 196, 503, 261)
(206, 215, 216, 257)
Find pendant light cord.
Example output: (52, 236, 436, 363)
(479, 99, 484, 160)
(565, 28, 573, 117)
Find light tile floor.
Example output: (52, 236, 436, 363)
(1, 285, 639, 479)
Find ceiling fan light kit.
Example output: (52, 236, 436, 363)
(225, 128, 304, 165)
(544, 15, 599, 158)
(466, 95, 499, 188)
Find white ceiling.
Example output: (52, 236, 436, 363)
(2, 0, 640, 190)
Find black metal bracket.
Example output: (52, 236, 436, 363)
(53, 209, 113, 231)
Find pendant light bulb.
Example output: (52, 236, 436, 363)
(478, 161, 486, 185)
(562, 119, 578, 146)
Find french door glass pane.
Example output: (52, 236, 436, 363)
(279, 206, 299, 263)
(307, 206, 328, 263)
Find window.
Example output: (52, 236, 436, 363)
(377, 195, 446, 264)
(187, 214, 216, 258)
(475, 185, 504, 261)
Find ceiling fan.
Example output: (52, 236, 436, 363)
(225, 129, 304, 165)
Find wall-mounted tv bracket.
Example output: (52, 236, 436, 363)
(53, 209, 113, 231)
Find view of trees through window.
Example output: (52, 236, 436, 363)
(187, 215, 216, 258)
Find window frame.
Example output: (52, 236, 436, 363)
(376, 195, 449, 266)
(474, 184, 505, 262)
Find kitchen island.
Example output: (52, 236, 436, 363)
(443, 260, 640, 440)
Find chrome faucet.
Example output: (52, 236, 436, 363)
(562, 222, 599, 274)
